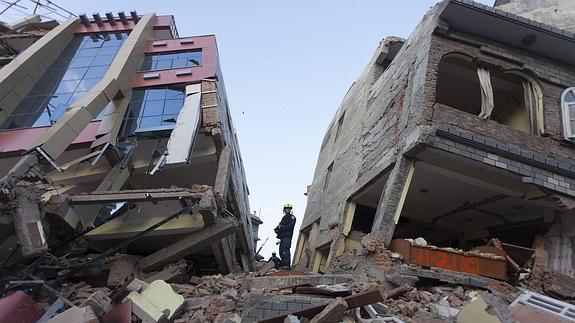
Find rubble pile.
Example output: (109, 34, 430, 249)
(1, 235, 575, 322)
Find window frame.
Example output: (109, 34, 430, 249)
(561, 87, 575, 140)
(141, 50, 202, 72)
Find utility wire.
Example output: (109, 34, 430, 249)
(0, 0, 21, 15)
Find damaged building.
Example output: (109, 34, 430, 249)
(0, 11, 257, 275)
(0, 14, 59, 67)
(296, 0, 575, 283)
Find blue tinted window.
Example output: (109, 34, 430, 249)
(141, 50, 202, 71)
(1, 32, 128, 129)
(120, 86, 185, 135)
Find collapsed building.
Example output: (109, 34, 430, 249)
(296, 0, 575, 282)
(0, 14, 59, 67)
(0, 11, 257, 275)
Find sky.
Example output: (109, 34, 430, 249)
(2, 0, 492, 260)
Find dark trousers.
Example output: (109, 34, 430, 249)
(279, 237, 292, 267)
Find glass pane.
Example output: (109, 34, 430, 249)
(565, 90, 575, 103)
(127, 101, 144, 117)
(33, 112, 51, 127)
(51, 58, 72, 70)
(98, 46, 119, 55)
(162, 114, 179, 126)
(69, 56, 95, 68)
(75, 48, 99, 58)
(62, 68, 88, 81)
(48, 93, 73, 108)
(145, 88, 166, 101)
(68, 91, 88, 105)
(131, 90, 146, 104)
(171, 58, 188, 68)
(154, 59, 172, 70)
(569, 104, 575, 117)
(49, 104, 67, 122)
(77, 78, 100, 92)
(139, 116, 162, 128)
(165, 88, 184, 99)
(84, 65, 108, 79)
(101, 37, 123, 48)
(156, 53, 173, 61)
(570, 120, 575, 132)
(142, 100, 163, 117)
(188, 51, 202, 66)
(91, 54, 115, 66)
(54, 80, 80, 94)
(83, 35, 107, 48)
(8, 114, 32, 128)
(163, 99, 183, 115)
(141, 56, 153, 71)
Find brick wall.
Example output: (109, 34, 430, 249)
(426, 33, 575, 161)
(201, 80, 220, 129)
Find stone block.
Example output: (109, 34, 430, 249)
(125, 280, 185, 322)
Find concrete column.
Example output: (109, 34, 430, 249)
(12, 184, 46, 256)
(370, 156, 415, 244)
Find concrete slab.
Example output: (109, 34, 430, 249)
(126, 280, 184, 322)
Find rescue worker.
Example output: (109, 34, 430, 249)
(274, 203, 296, 269)
(269, 252, 282, 269)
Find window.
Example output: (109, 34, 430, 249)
(435, 52, 544, 135)
(334, 112, 345, 142)
(436, 53, 482, 115)
(562, 87, 575, 140)
(1, 32, 129, 130)
(120, 86, 185, 135)
(323, 162, 334, 191)
(141, 50, 202, 71)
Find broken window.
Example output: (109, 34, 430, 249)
(323, 162, 334, 191)
(334, 112, 345, 142)
(350, 204, 376, 234)
(436, 53, 482, 115)
(1, 32, 129, 130)
(141, 50, 202, 71)
(314, 244, 330, 274)
(490, 71, 545, 134)
(294, 228, 310, 263)
(342, 173, 389, 252)
(120, 85, 186, 136)
(561, 87, 575, 140)
(435, 53, 544, 134)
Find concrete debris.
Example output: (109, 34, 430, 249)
(284, 314, 301, 323)
(106, 254, 140, 287)
(126, 280, 185, 322)
(256, 260, 277, 276)
(47, 306, 99, 323)
(78, 291, 111, 317)
(143, 259, 188, 284)
(0, 245, 572, 323)
(456, 294, 501, 323)
(309, 297, 348, 323)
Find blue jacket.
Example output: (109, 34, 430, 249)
(276, 213, 296, 239)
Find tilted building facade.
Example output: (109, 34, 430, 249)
(0, 12, 256, 274)
(296, 0, 575, 277)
